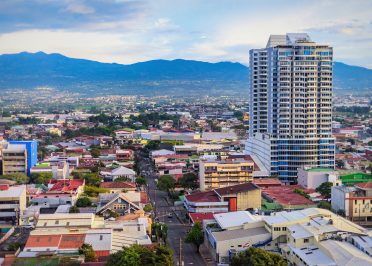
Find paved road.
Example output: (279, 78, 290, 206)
(138, 152, 207, 266)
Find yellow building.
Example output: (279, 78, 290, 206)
(199, 159, 254, 191)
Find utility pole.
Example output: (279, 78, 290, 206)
(179, 237, 182, 266)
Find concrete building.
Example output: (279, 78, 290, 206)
(297, 167, 341, 189)
(205, 208, 371, 264)
(184, 182, 261, 213)
(331, 182, 372, 223)
(0, 185, 26, 226)
(9, 140, 38, 176)
(199, 158, 254, 191)
(2, 144, 28, 175)
(246, 33, 335, 184)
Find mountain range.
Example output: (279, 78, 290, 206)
(0, 51, 371, 96)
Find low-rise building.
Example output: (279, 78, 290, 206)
(99, 181, 137, 193)
(185, 183, 261, 213)
(205, 208, 371, 264)
(297, 167, 341, 189)
(332, 182, 372, 223)
(100, 166, 136, 182)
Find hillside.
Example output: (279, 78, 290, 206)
(0, 52, 370, 95)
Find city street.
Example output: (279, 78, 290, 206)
(138, 152, 208, 266)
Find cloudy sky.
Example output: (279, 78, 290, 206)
(0, 0, 371, 67)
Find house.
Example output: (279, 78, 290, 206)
(0, 185, 26, 226)
(30, 179, 85, 208)
(184, 183, 261, 213)
(100, 166, 136, 182)
(96, 193, 141, 217)
(99, 182, 137, 193)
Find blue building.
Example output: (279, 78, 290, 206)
(9, 140, 38, 176)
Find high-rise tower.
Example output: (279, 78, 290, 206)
(246, 33, 335, 184)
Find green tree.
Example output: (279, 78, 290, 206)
(154, 222, 168, 244)
(293, 188, 310, 199)
(76, 197, 92, 207)
(84, 186, 109, 197)
(90, 148, 101, 158)
(144, 140, 160, 150)
(231, 247, 287, 266)
(83, 173, 101, 186)
(8, 242, 22, 251)
(316, 182, 333, 199)
(79, 243, 97, 262)
(114, 176, 131, 182)
(1, 173, 29, 184)
(30, 172, 53, 185)
(318, 201, 331, 210)
(69, 206, 80, 213)
(157, 175, 175, 192)
(106, 244, 173, 266)
(178, 173, 198, 190)
(143, 204, 153, 213)
(185, 222, 204, 253)
(135, 177, 147, 187)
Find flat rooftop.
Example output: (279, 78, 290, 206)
(212, 227, 269, 242)
(214, 211, 262, 229)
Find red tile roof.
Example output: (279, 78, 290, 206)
(185, 191, 220, 203)
(99, 181, 136, 189)
(356, 182, 372, 190)
(189, 212, 218, 224)
(262, 186, 314, 206)
(59, 234, 85, 249)
(214, 182, 260, 195)
(48, 179, 85, 193)
(25, 235, 62, 248)
(253, 178, 283, 187)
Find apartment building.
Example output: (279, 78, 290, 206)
(246, 33, 335, 184)
(199, 158, 254, 191)
(0, 185, 26, 226)
(2, 144, 28, 175)
(9, 140, 38, 176)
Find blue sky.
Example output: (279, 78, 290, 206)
(0, 0, 371, 68)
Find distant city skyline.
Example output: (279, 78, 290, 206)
(0, 0, 371, 68)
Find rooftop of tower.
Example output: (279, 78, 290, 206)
(266, 33, 312, 48)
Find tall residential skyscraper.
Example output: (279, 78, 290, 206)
(246, 33, 335, 184)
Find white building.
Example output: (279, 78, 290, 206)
(297, 167, 341, 189)
(100, 166, 136, 182)
(246, 33, 335, 184)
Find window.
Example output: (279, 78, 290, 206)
(100, 235, 103, 241)
(55, 221, 59, 225)
(304, 238, 309, 243)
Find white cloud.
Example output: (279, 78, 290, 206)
(64, 1, 95, 14)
